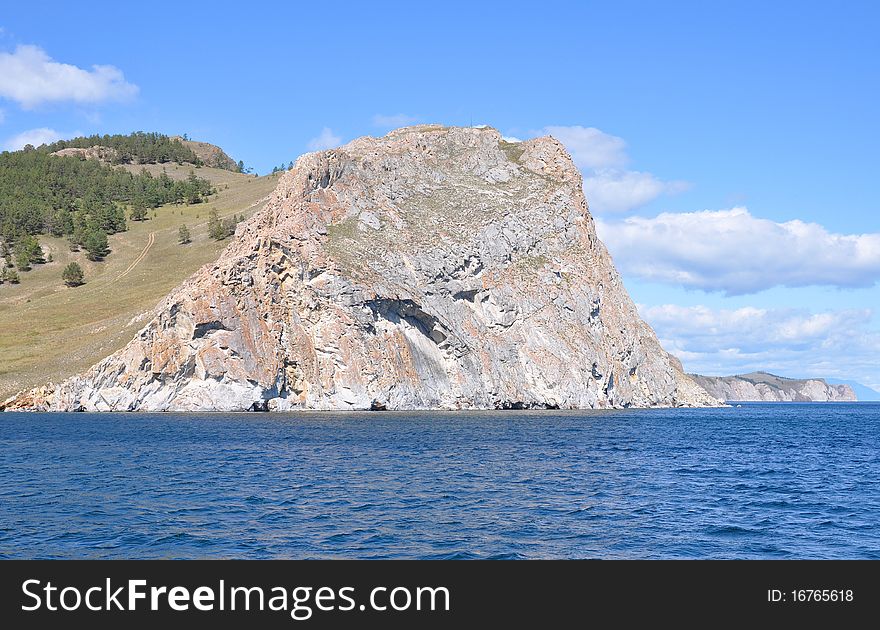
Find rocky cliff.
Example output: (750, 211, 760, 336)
(3, 126, 719, 412)
(50, 145, 119, 162)
(691, 372, 856, 402)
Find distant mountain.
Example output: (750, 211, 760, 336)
(825, 379, 880, 401)
(691, 371, 857, 402)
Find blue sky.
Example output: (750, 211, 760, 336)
(1, 1, 878, 388)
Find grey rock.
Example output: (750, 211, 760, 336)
(691, 371, 857, 402)
(4, 126, 720, 412)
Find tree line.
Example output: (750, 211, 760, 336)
(0, 140, 215, 285)
(42, 132, 202, 166)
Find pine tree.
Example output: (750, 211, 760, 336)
(83, 229, 110, 261)
(16, 235, 44, 266)
(0, 239, 11, 266)
(207, 210, 225, 240)
(62, 262, 85, 287)
(184, 170, 207, 204)
(178, 224, 192, 245)
(130, 197, 148, 221)
(15, 250, 31, 271)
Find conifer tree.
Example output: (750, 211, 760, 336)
(62, 262, 85, 287)
(130, 197, 148, 221)
(1, 239, 12, 266)
(207, 210, 224, 240)
(15, 250, 31, 271)
(83, 229, 110, 261)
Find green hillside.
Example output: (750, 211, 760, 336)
(0, 163, 280, 399)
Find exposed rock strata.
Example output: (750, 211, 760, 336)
(4, 126, 720, 411)
(50, 145, 119, 162)
(691, 372, 856, 402)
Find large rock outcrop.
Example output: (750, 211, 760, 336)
(3, 126, 719, 411)
(691, 372, 857, 402)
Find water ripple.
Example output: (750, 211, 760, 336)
(0, 403, 878, 558)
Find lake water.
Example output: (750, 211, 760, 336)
(1, 403, 877, 559)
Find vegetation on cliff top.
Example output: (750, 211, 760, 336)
(0, 162, 281, 400)
(43, 132, 201, 166)
(0, 140, 216, 281)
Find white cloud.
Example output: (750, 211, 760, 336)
(501, 135, 522, 143)
(584, 169, 690, 213)
(538, 125, 629, 169)
(372, 113, 418, 128)
(3, 127, 76, 151)
(640, 303, 880, 389)
(0, 45, 138, 109)
(534, 125, 688, 213)
(307, 127, 342, 151)
(597, 207, 880, 294)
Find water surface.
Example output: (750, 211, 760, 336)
(1, 403, 877, 558)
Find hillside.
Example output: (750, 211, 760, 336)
(171, 137, 240, 171)
(691, 371, 857, 402)
(43, 132, 201, 165)
(0, 164, 279, 399)
(3, 125, 719, 411)
(45, 132, 240, 171)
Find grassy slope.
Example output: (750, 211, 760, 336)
(0, 165, 281, 399)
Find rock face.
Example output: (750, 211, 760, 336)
(691, 372, 857, 402)
(4, 126, 719, 412)
(51, 145, 119, 162)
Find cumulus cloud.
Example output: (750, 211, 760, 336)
(307, 127, 342, 151)
(596, 207, 880, 294)
(640, 303, 880, 389)
(538, 125, 629, 170)
(585, 169, 690, 213)
(372, 113, 418, 128)
(534, 125, 688, 213)
(0, 45, 138, 109)
(3, 127, 75, 151)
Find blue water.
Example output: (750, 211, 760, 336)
(0, 403, 878, 559)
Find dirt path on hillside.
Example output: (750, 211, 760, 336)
(115, 231, 155, 282)
(110, 195, 269, 283)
